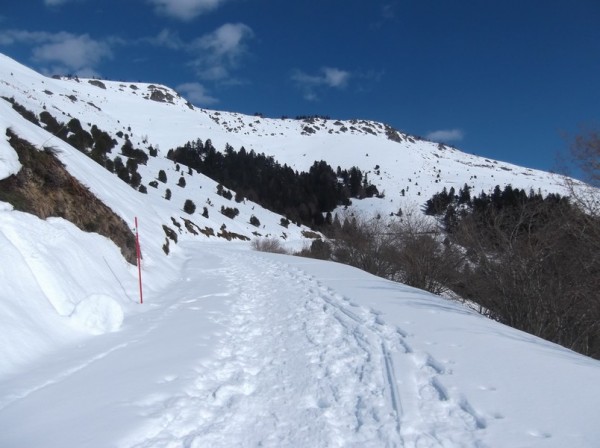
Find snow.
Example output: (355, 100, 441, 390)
(0, 210, 137, 374)
(1, 243, 599, 447)
(1, 52, 599, 447)
(0, 103, 23, 180)
(70, 294, 125, 335)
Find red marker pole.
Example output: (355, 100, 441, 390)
(135, 217, 143, 304)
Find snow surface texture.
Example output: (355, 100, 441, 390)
(1, 243, 599, 447)
(1, 53, 600, 447)
(0, 103, 22, 179)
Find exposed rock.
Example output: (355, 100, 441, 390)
(88, 80, 106, 89)
(384, 124, 403, 143)
(148, 87, 175, 104)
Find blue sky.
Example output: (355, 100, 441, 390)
(1, 0, 599, 175)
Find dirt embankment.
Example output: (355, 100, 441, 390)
(0, 129, 137, 264)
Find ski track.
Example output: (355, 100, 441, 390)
(124, 249, 485, 448)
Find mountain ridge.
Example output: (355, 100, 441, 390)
(1, 51, 578, 218)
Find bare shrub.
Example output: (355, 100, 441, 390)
(563, 129, 600, 254)
(387, 211, 462, 294)
(451, 196, 600, 358)
(327, 210, 461, 294)
(330, 214, 399, 280)
(251, 237, 288, 254)
(570, 129, 600, 188)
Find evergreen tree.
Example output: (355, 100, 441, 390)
(458, 183, 471, 205)
(249, 215, 260, 227)
(130, 171, 142, 188)
(183, 199, 196, 214)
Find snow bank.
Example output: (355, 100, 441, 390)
(0, 102, 22, 179)
(70, 294, 124, 335)
(0, 210, 136, 374)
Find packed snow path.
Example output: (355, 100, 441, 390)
(7, 242, 599, 447)
(123, 249, 483, 448)
(122, 250, 477, 447)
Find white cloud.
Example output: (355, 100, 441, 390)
(290, 71, 320, 86)
(426, 129, 465, 143)
(143, 28, 184, 50)
(175, 82, 218, 105)
(196, 64, 229, 81)
(0, 29, 112, 75)
(303, 92, 318, 102)
(32, 34, 112, 72)
(0, 29, 51, 45)
(192, 23, 253, 60)
(189, 23, 254, 81)
(44, 0, 86, 6)
(292, 67, 351, 89)
(291, 67, 351, 100)
(322, 67, 350, 88)
(148, 0, 228, 21)
(371, 2, 399, 29)
(135, 23, 253, 84)
(381, 2, 397, 20)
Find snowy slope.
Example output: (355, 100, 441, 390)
(1, 53, 600, 447)
(0, 52, 317, 247)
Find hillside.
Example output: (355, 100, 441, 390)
(0, 53, 580, 220)
(1, 53, 599, 447)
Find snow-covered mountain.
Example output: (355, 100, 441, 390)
(0, 53, 577, 218)
(1, 53, 599, 447)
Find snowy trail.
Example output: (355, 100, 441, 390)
(124, 246, 484, 448)
(125, 249, 404, 447)
(0, 243, 484, 447)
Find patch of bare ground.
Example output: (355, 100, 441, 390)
(0, 129, 137, 264)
